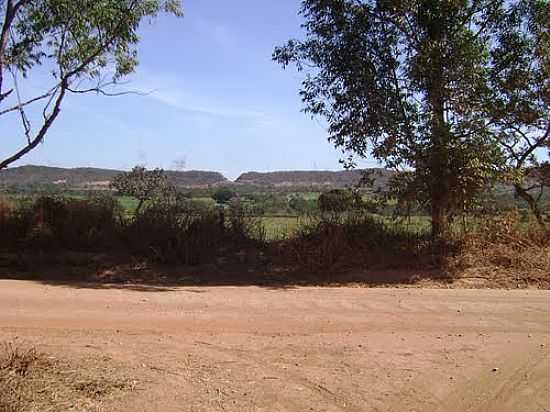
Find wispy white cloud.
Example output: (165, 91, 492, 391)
(148, 88, 266, 119)
(128, 68, 267, 120)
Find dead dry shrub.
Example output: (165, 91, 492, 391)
(273, 210, 549, 287)
(449, 212, 550, 287)
(0, 341, 132, 412)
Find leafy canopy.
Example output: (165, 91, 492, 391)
(111, 166, 174, 213)
(484, 0, 549, 227)
(212, 188, 237, 205)
(0, 0, 183, 169)
(274, 0, 547, 235)
(3, 0, 182, 81)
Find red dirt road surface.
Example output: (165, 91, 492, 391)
(1, 279, 549, 411)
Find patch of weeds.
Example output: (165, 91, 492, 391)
(0, 341, 134, 412)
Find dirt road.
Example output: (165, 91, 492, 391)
(1, 279, 549, 411)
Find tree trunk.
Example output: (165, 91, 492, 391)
(135, 199, 144, 215)
(428, 107, 451, 238)
(431, 197, 449, 238)
(514, 184, 546, 230)
(219, 209, 225, 234)
(424, 18, 451, 238)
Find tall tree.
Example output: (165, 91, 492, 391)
(274, 0, 546, 237)
(0, 0, 183, 170)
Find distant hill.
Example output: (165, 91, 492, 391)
(235, 169, 394, 190)
(164, 170, 228, 188)
(0, 165, 228, 189)
(0, 165, 397, 191)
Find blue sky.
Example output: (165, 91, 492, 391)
(1, 0, 375, 180)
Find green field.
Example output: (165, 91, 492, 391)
(260, 216, 302, 240)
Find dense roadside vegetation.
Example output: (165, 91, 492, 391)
(1, 185, 549, 238)
(0, 0, 548, 285)
(1, 175, 548, 287)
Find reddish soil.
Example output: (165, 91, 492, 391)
(1, 279, 549, 411)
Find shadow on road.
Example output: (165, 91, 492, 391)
(0, 253, 454, 292)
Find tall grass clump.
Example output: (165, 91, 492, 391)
(0, 342, 42, 412)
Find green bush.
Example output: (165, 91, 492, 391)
(124, 204, 224, 264)
(318, 189, 360, 214)
(0, 197, 21, 248)
(226, 200, 266, 242)
(282, 212, 424, 270)
(0, 195, 267, 265)
(288, 195, 317, 215)
(212, 188, 237, 205)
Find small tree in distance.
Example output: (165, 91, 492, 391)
(288, 195, 309, 215)
(111, 166, 172, 214)
(212, 188, 237, 205)
(319, 189, 361, 215)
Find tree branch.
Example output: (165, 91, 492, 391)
(0, 88, 55, 116)
(66, 82, 149, 97)
(0, 80, 67, 170)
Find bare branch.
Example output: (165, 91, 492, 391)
(0, 79, 67, 170)
(0, 0, 175, 170)
(9, 66, 32, 142)
(518, 132, 549, 167)
(0, 87, 12, 102)
(0, 88, 55, 116)
(66, 85, 150, 97)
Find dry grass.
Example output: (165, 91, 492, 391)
(0, 341, 134, 412)
(449, 214, 550, 288)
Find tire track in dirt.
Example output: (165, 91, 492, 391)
(189, 340, 365, 411)
(438, 342, 550, 412)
